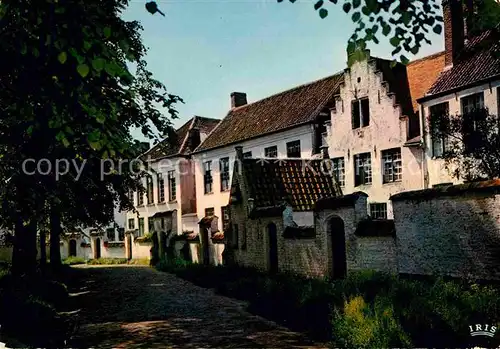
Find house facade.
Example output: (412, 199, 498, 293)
(191, 75, 344, 234)
(418, 0, 500, 187)
(326, 52, 446, 219)
(125, 116, 220, 259)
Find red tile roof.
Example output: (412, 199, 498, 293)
(144, 116, 220, 160)
(424, 30, 500, 97)
(195, 73, 344, 152)
(241, 159, 341, 212)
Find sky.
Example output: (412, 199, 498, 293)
(122, 0, 444, 143)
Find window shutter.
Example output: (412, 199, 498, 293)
(361, 98, 370, 126)
(352, 101, 360, 129)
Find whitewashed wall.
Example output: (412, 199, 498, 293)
(422, 80, 500, 187)
(328, 58, 424, 218)
(126, 156, 182, 234)
(193, 125, 315, 231)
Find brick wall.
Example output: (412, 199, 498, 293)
(392, 187, 500, 280)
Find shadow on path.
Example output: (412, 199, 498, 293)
(68, 265, 327, 349)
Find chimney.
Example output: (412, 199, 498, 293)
(187, 127, 201, 150)
(443, 0, 465, 67)
(231, 92, 247, 109)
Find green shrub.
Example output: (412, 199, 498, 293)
(87, 258, 128, 265)
(62, 256, 86, 265)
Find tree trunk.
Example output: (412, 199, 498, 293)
(11, 218, 38, 277)
(50, 209, 62, 268)
(39, 229, 47, 269)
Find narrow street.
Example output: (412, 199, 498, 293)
(68, 265, 327, 349)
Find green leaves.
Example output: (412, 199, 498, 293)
(57, 52, 67, 64)
(103, 27, 112, 39)
(433, 24, 442, 34)
(91, 58, 106, 72)
(343, 2, 351, 13)
(314, 0, 324, 11)
(352, 0, 361, 9)
(390, 36, 400, 47)
(319, 8, 328, 19)
(77, 64, 90, 78)
(352, 12, 361, 22)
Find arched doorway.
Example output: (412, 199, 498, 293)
(328, 216, 347, 279)
(94, 238, 101, 259)
(267, 223, 278, 274)
(69, 239, 77, 257)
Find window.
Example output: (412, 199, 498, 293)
(461, 92, 486, 153)
(286, 140, 301, 158)
(243, 151, 252, 159)
(461, 92, 484, 114)
(137, 190, 144, 206)
(128, 218, 135, 230)
(352, 98, 370, 129)
(157, 174, 165, 203)
(138, 218, 145, 236)
(233, 224, 239, 249)
(382, 148, 402, 183)
(118, 228, 125, 241)
(221, 206, 230, 231)
(220, 157, 230, 191)
(106, 228, 115, 241)
(168, 171, 176, 201)
(332, 157, 345, 187)
(127, 190, 134, 205)
(148, 217, 155, 233)
(429, 102, 450, 157)
(314, 114, 329, 154)
(146, 175, 154, 204)
(264, 146, 278, 158)
(205, 207, 214, 217)
(204, 161, 213, 194)
(370, 203, 387, 219)
(354, 152, 372, 186)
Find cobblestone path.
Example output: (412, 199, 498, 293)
(68, 265, 328, 349)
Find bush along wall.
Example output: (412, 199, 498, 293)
(156, 259, 500, 348)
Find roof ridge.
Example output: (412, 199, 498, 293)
(230, 71, 344, 113)
(407, 51, 445, 66)
(192, 110, 230, 153)
(178, 116, 197, 155)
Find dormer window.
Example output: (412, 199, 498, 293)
(352, 98, 370, 129)
(314, 112, 330, 154)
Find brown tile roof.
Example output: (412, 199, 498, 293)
(241, 159, 340, 212)
(144, 116, 220, 160)
(195, 73, 344, 152)
(424, 30, 500, 97)
(406, 51, 446, 112)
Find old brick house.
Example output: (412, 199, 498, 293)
(419, 0, 500, 186)
(325, 52, 446, 219)
(227, 146, 345, 276)
(191, 74, 344, 236)
(125, 116, 220, 260)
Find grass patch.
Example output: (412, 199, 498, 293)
(62, 256, 86, 265)
(86, 258, 128, 265)
(156, 259, 500, 347)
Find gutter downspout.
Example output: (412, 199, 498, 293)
(419, 104, 429, 189)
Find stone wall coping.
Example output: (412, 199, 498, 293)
(313, 191, 368, 211)
(390, 179, 500, 201)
